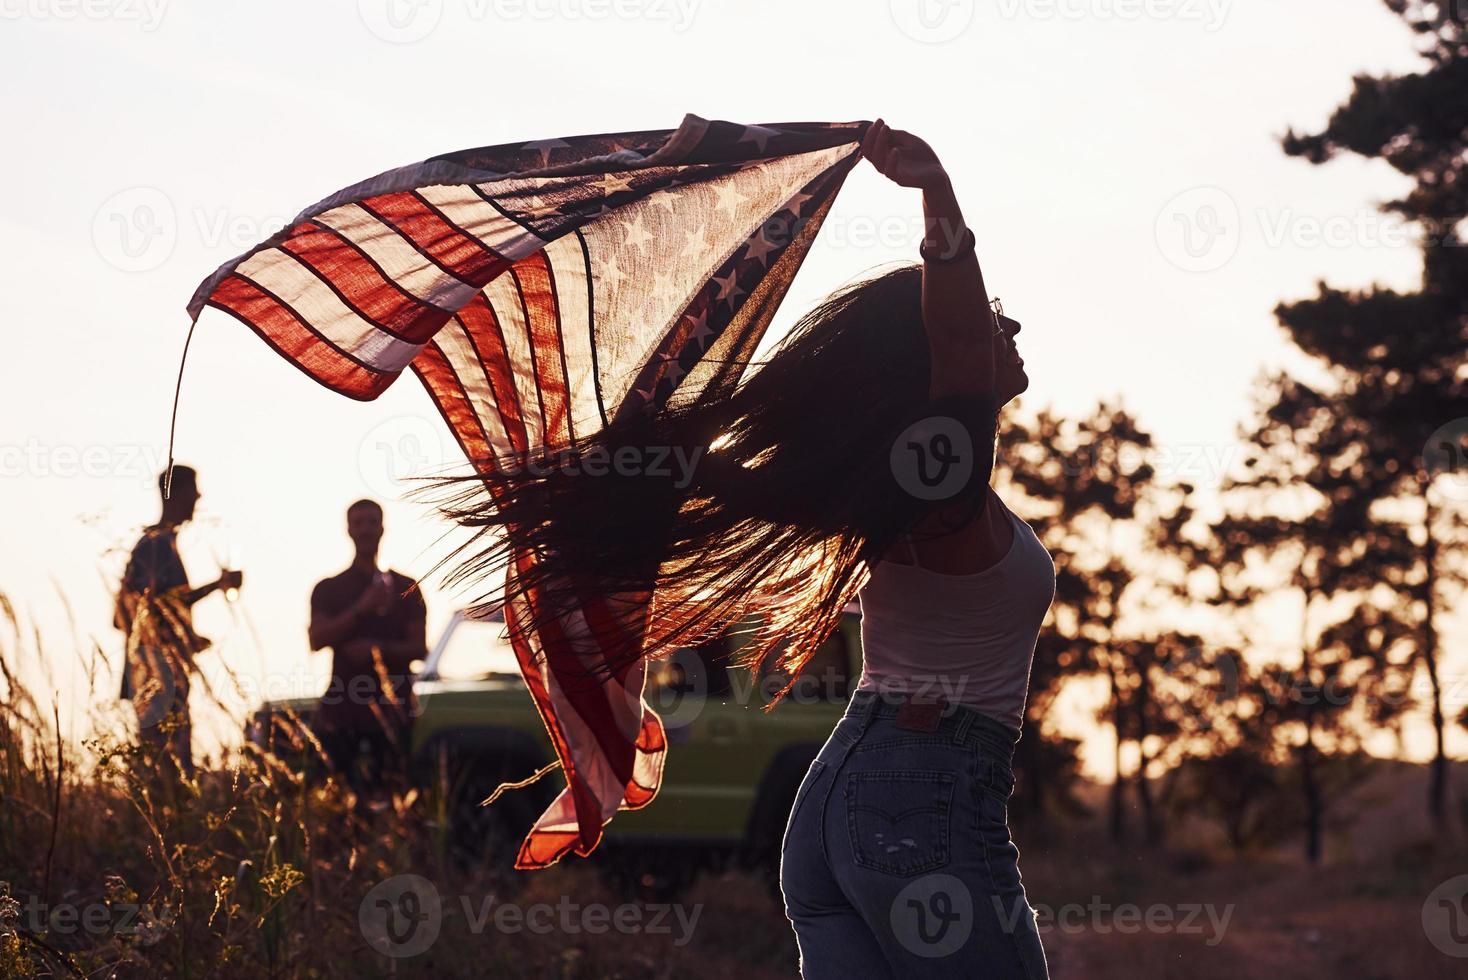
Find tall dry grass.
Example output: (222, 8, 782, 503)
(0, 593, 794, 979)
(3, 589, 1466, 979)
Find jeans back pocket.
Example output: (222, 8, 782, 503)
(846, 770, 956, 876)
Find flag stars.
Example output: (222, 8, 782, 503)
(621, 213, 653, 251)
(682, 223, 709, 253)
(686, 308, 714, 347)
(522, 138, 571, 166)
(546, 188, 594, 217)
(737, 124, 780, 154)
(601, 255, 628, 291)
(712, 269, 745, 307)
(784, 190, 813, 216)
(713, 182, 750, 219)
(593, 172, 635, 197)
(744, 226, 781, 267)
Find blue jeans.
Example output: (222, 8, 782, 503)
(780, 690, 1050, 979)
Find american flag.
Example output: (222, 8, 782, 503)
(187, 114, 870, 868)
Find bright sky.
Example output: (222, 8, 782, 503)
(2, 0, 1458, 771)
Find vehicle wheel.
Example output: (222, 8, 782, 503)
(431, 750, 542, 889)
(744, 745, 819, 908)
(451, 785, 535, 871)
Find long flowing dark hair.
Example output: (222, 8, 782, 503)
(431, 263, 993, 699)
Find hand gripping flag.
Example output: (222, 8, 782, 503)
(186, 114, 871, 868)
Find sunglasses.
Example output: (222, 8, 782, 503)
(990, 297, 1020, 337)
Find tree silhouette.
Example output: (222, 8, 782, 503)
(997, 408, 1091, 829)
(1162, 648, 1293, 853)
(1279, 0, 1468, 825)
(1117, 633, 1205, 846)
(1208, 374, 1416, 862)
(1114, 471, 1213, 846)
(1003, 402, 1160, 843)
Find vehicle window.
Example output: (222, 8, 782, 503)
(432, 613, 522, 681)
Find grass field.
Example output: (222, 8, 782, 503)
(4, 727, 1464, 978)
(2, 613, 1466, 977)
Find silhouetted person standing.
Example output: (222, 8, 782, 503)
(308, 499, 427, 796)
(115, 465, 243, 780)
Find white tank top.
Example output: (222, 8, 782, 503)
(855, 498, 1056, 732)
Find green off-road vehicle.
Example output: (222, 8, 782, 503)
(247, 606, 862, 898)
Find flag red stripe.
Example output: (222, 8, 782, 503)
(359, 192, 506, 286)
(534, 598, 638, 796)
(517, 829, 583, 869)
(513, 252, 572, 446)
(621, 714, 665, 809)
(455, 295, 530, 460)
(570, 596, 645, 787)
(509, 557, 619, 863)
(278, 223, 456, 343)
(207, 274, 394, 400)
(409, 344, 496, 466)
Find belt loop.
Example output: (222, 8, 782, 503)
(951, 706, 975, 746)
(860, 688, 883, 727)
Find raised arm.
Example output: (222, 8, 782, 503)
(184, 569, 242, 608)
(861, 120, 1006, 571)
(861, 120, 995, 401)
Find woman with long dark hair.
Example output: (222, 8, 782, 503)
(439, 119, 1052, 977)
(771, 122, 1053, 979)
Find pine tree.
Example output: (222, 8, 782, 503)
(1279, 0, 1468, 825)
